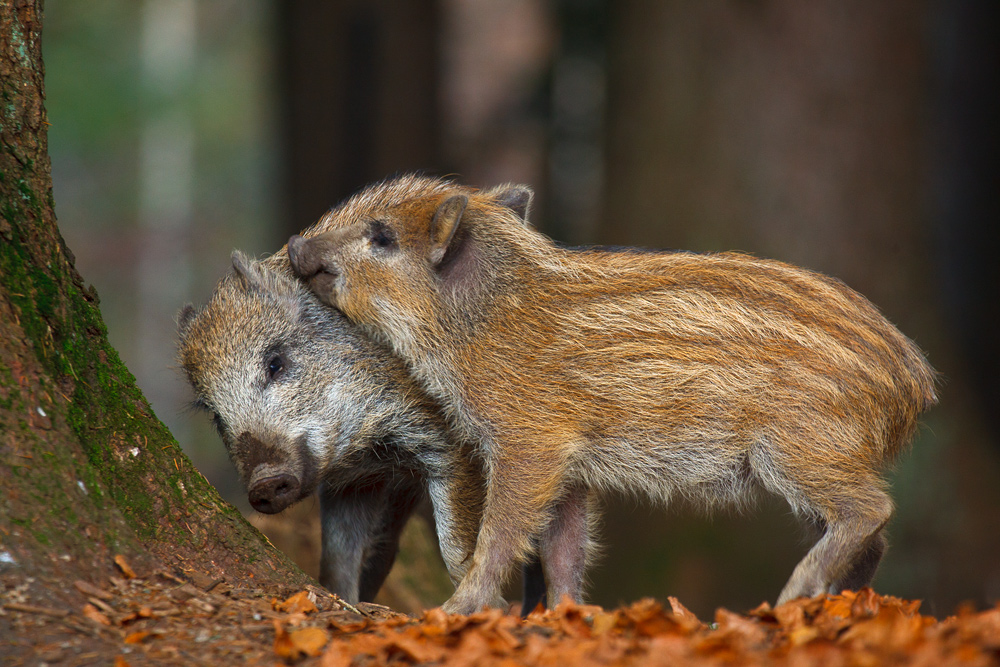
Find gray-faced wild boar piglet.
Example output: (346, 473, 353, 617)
(287, 174, 938, 615)
(176, 251, 491, 604)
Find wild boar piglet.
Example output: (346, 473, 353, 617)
(177, 251, 488, 604)
(288, 174, 937, 614)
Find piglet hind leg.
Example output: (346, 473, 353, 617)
(776, 489, 893, 605)
(539, 483, 596, 607)
(829, 529, 887, 595)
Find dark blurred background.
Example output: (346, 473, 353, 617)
(43, 0, 999, 618)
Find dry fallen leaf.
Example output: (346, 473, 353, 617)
(290, 626, 330, 657)
(714, 607, 768, 647)
(624, 598, 685, 638)
(274, 590, 318, 614)
(823, 593, 856, 620)
(124, 630, 153, 644)
(53, 576, 1000, 667)
(113, 555, 137, 579)
(773, 598, 807, 631)
(590, 609, 619, 636)
(319, 641, 354, 667)
(273, 621, 296, 659)
(274, 620, 330, 660)
(668, 595, 703, 628)
(787, 625, 820, 646)
(81, 603, 111, 626)
(851, 587, 883, 618)
(385, 634, 447, 663)
(74, 579, 113, 601)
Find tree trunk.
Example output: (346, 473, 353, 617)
(277, 0, 441, 239)
(0, 0, 308, 607)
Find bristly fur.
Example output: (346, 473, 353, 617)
(175, 250, 488, 604)
(288, 174, 938, 614)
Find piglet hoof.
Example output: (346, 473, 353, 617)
(441, 591, 506, 616)
(776, 581, 826, 606)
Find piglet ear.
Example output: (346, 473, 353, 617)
(287, 235, 319, 279)
(231, 250, 257, 284)
(176, 304, 197, 339)
(429, 194, 468, 266)
(232, 250, 275, 296)
(493, 185, 533, 222)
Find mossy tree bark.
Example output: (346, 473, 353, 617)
(0, 0, 309, 602)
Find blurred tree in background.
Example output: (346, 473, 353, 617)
(1, 0, 310, 614)
(597, 0, 1000, 618)
(44, 0, 999, 618)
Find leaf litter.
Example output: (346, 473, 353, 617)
(1, 558, 998, 666)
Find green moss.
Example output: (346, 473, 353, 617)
(7, 16, 32, 68)
(0, 231, 51, 362)
(1, 205, 166, 544)
(2, 156, 299, 586)
(2, 202, 17, 224)
(0, 366, 13, 411)
(80, 462, 105, 503)
(167, 475, 187, 503)
(17, 178, 39, 209)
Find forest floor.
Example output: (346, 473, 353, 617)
(2, 555, 999, 666)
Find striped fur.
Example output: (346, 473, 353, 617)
(288, 174, 937, 613)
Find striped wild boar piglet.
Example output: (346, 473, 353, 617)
(287, 174, 938, 614)
(176, 250, 493, 605)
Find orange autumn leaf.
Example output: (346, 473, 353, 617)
(450, 629, 495, 667)
(714, 607, 768, 647)
(839, 605, 928, 652)
(124, 630, 152, 644)
(274, 620, 329, 659)
(773, 599, 807, 631)
(60, 587, 1000, 665)
(850, 587, 883, 618)
(320, 642, 354, 667)
(787, 625, 821, 646)
(81, 603, 111, 626)
(289, 626, 330, 657)
(385, 634, 447, 663)
(273, 620, 296, 659)
(328, 614, 369, 634)
(667, 595, 703, 629)
(823, 594, 856, 620)
(274, 589, 318, 614)
(590, 610, 619, 636)
(113, 554, 137, 579)
(624, 599, 685, 638)
(556, 607, 594, 639)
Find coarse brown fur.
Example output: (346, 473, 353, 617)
(287, 174, 938, 614)
(176, 252, 489, 603)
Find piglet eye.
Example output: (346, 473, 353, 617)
(369, 222, 396, 249)
(266, 354, 286, 382)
